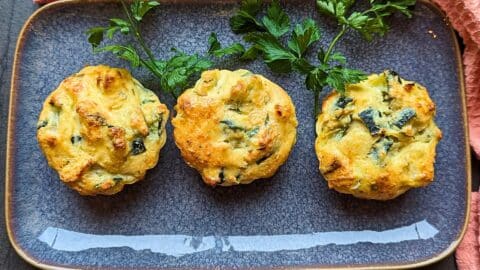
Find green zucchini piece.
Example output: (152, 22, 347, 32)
(219, 168, 225, 184)
(220, 120, 245, 132)
(131, 138, 146, 155)
(246, 127, 259, 137)
(386, 70, 402, 84)
(359, 108, 382, 135)
(141, 99, 155, 104)
(370, 137, 394, 161)
(157, 114, 164, 137)
(256, 152, 273, 165)
(70, 135, 82, 144)
(335, 96, 353, 109)
(37, 120, 48, 130)
(393, 108, 416, 128)
(228, 105, 242, 113)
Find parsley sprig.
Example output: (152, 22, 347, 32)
(87, 0, 243, 97)
(230, 0, 415, 115)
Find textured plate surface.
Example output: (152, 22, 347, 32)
(6, 0, 470, 269)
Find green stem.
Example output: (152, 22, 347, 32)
(313, 25, 348, 118)
(139, 59, 163, 79)
(140, 59, 176, 99)
(323, 25, 347, 63)
(120, 0, 158, 67)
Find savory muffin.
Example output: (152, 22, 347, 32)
(172, 69, 298, 186)
(315, 71, 442, 200)
(37, 65, 169, 195)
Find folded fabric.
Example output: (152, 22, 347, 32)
(455, 192, 479, 270)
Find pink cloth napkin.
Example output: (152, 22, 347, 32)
(456, 192, 480, 270)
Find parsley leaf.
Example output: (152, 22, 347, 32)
(292, 58, 315, 74)
(86, 27, 106, 48)
(208, 33, 222, 52)
(156, 49, 213, 97)
(316, 0, 355, 19)
(262, 0, 290, 38)
(306, 68, 328, 92)
(287, 19, 321, 58)
(86, 18, 131, 48)
(130, 0, 160, 21)
(368, 0, 416, 18)
(240, 46, 261, 60)
(230, 0, 265, 34)
(95, 45, 142, 67)
(109, 18, 131, 32)
(329, 52, 346, 64)
(238, 0, 263, 15)
(352, 0, 415, 40)
(318, 0, 416, 41)
(324, 66, 366, 95)
(244, 32, 296, 73)
(107, 18, 131, 38)
(316, 0, 335, 17)
(208, 33, 246, 58)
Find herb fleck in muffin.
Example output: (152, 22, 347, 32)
(37, 65, 169, 195)
(315, 71, 442, 200)
(172, 69, 297, 186)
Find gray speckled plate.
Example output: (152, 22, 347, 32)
(5, 0, 471, 269)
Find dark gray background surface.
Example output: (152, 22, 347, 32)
(0, 0, 478, 269)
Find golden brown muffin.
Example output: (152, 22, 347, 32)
(315, 71, 442, 200)
(172, 69, 298, 186)
(37, 65, 169, 195)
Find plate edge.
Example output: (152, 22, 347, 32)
(3, 0, 471, 270)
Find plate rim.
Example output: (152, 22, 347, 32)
(4, 0, 472, 269)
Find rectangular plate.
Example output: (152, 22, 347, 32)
(6, 0, 470, 269)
